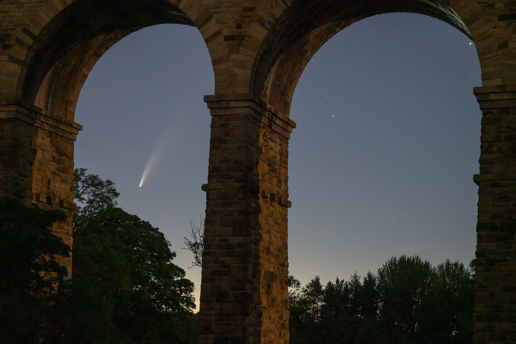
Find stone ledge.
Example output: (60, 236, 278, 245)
(260, 190, 291, 208)
(474, 86, 516, 109)
(0, 103, 82, 140)
(474, 86, 516, 94)
(204, 94, 296, 138)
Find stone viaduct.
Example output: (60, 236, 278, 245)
(0, 0, 515, 343)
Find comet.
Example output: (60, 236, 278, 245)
(138, 129, 169, 187)
(138, 104, 190, 188)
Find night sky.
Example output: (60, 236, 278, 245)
(74, 13, 482, 309)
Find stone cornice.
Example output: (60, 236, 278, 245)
(474, 86, 516, 109)
(204, 94, 296, 139)
(0, 103, 82, 140)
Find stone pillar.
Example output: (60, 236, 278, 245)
(473, 86, 516, 344)
(0, 105, 37, 204)
(198, 95, 295, 344)
(0, 103, 81, 273)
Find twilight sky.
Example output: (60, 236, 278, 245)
(74, 13, 482, 309)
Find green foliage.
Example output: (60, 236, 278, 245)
(289, 255, 474, 344)
(70, 207, 196, 343)
(69, 168, 196, 344)
(0, 197, 70, 343)
(73, 167, 120, 229)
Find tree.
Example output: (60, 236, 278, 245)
(179, 209, 474, 344)
(352, 272, 380, 344)
(70, 168, 196, 343)
(71, 208, 196, 343)
(0, 197, 70, 343)
(182, 218, 204, 268)
(432, 260, 474, 343)
(289, 273, 377, 344)
(376, 255, 436, 344)
(288, 275, 301, 298)
(289, 256, 473, 344)
(354, 271, 379, 319)
(319, 278, 356, 344)
(288, 276, 323, 344)
(73, 167, 119, 229)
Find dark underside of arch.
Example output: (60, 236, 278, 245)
(21, 0, 193, 113)
(252, 0, 470, 113)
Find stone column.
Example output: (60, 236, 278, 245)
(473, 86, 516, 344)
(198, 95, 295, 344)
(0, 103, 81, 273)
(0, 105, 37, 204)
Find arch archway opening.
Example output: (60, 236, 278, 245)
(13, 0, 215, 313)
(252, 0, 470, 115)
(287, 12, 481, 297)
(73, 23, 214, 312)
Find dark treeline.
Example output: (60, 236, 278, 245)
(289, 256, 474, 344)
(0, 169, 197, 344)
(0, 197, 70, 342)
(0, 168, 474, 343)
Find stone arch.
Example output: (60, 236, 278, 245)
(2, 1, 516, 343)
(251, 0, 470, 114)
(16, 0, 202, 122)
(239, 1, 516, 343)
(0, 0, 218, 275)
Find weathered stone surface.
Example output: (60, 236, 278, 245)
(473, 86, 516, 344)
(0, 1, 515, 343)
(201, 95, 293, 344)
(0, 102, 79, 273)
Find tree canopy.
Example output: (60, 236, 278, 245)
(68, 168, 197, 344)
(289, 255, 474, 344)
(0, 168, 475, 343)
(73, 167, 119, 229)
(0, 197, 70, 343)
(0, 169, 200, 343)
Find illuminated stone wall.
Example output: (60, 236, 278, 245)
(1, 1, 515, 343)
